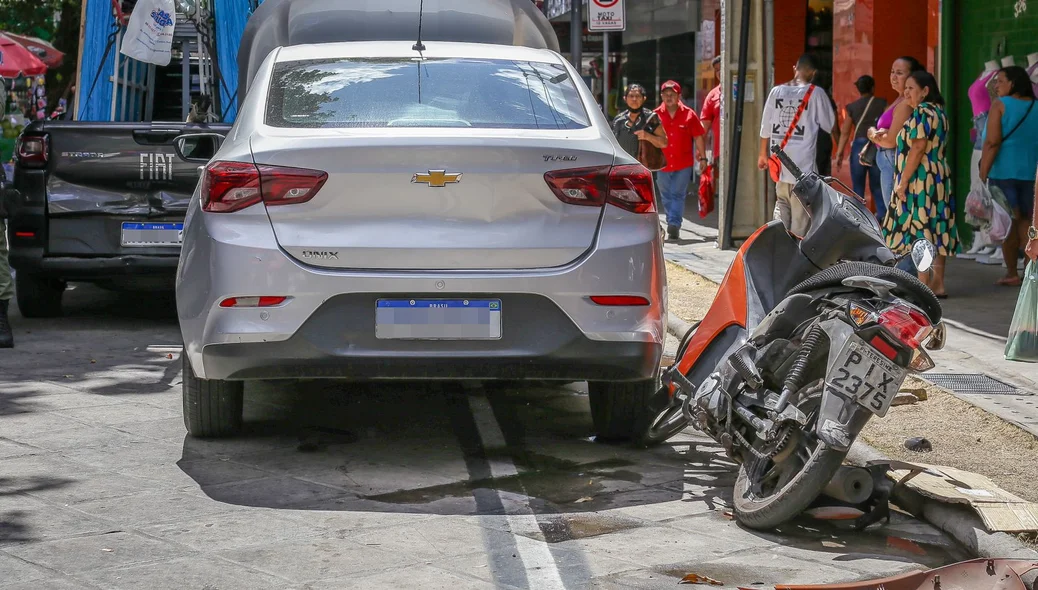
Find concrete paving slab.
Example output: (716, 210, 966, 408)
(347, 518, 493, 560)
(311, 563, 509, 590)
(0, 551, 58, 586)
(74, 556, 288, 590)
(192, 474, 351, 509)
(3, 531, 187, 574)
(0, 412, 85, 439)
(218, 537, 416, 583)
(54, 403, 181, 428)
(140, 510, 322, 552)
(0, 576, 98, 590)
(72, 490, 241, 527)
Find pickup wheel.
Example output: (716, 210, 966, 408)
(15, 274, 65, 318)
(182, 353, 244, 438)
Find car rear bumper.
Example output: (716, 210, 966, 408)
(10, 248, 179, 280)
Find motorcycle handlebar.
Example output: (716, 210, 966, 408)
(770, 145, 804, 181)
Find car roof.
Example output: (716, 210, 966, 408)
(273, 41, 565, 65)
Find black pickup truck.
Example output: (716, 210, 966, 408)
(4, 121, 229, 316)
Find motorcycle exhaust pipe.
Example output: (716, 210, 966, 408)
(822, 466, 875, 505)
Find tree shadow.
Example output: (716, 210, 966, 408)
(0, 475, 77, 544)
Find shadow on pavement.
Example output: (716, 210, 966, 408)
(176, 380, 733, 522)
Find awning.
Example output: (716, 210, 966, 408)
(3, 31, 64, 69)
(0, 32, 48, 78)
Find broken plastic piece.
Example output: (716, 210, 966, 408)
(680, 573, 724, 586)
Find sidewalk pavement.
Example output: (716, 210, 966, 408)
(661, 213, 1038, 440)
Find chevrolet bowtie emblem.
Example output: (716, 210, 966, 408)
(412, 170, 462, 187)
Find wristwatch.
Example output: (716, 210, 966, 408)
(1029, 225, 1038, 241)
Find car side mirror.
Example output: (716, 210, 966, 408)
(173, 133, 224, 163)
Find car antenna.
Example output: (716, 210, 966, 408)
(412, 0, 426, 52)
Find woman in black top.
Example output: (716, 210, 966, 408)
(836, 75, 888, 220)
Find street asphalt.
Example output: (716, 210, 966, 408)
(0, 284, 969, 589)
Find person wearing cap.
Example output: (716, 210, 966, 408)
(655, 80, 707, 240)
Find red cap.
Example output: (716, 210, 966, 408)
(661, 80, 681, 93)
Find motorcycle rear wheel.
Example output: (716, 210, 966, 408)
(732, 382, 847, 530)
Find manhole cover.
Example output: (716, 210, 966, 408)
(925, 373, 1024, 395)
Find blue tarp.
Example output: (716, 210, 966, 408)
(76, 0, 117, 121)
(214, 0, 263, 122)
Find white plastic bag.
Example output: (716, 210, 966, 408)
(119, 0, 176, 66)
(965, 178, 993, 222)
(989, 197, 1013, 244)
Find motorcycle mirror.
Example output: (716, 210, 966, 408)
(911, 240, 937, 273)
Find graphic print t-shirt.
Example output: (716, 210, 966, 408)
(759, 83, 836, 185)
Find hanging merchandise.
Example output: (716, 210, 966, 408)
(120, 0, 177, 66)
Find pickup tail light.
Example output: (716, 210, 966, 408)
(544, 164, 656, 214)
(590, 295, 650, 306)
(16, 134, 48, 168)
(202, 161, 327, 213)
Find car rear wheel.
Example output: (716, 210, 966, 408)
(588, 379, 656, 442)
(15, 273, 65, 318)
(182, 353, 244, 438)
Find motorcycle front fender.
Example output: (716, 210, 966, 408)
(813, 318, 874, 452)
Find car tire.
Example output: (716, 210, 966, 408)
(15, 273, 65, 318)
(182, 353, 244, 438)
(588, 379, 656, 442)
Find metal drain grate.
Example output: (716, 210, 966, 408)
(924, 373, 1023, 395)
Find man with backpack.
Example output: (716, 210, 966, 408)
(757, 54, 836, 236)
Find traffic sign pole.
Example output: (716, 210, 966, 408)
(602, 32, 609, 116)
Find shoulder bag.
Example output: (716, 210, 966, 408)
(637, 112, 667, 171)
(855, 96, 878, 167)
(768, 85, 814, 183)
(1000, 99, 1036, 144)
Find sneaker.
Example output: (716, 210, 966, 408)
(959, 239, 992, 259)
(979, 253, 1005, 265)
(667, 225, 680, 240)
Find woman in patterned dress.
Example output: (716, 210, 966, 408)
(883, 70, 958, 298)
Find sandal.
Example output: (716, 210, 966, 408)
(996, 276, 1023, 286)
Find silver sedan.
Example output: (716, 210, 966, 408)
(176, 41, 666, 440)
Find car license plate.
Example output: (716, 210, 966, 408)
(375, 299, 502, 340)
(827, 339, 906, 417)
(121, 222, 184, 247)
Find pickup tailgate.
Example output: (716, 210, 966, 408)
(39, 122, 229, 256)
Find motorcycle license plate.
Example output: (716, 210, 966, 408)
(827, 339, 906, 418)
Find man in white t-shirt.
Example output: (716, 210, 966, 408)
(757, 54, 835, 236)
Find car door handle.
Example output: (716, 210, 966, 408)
(133, 129, 182, 145)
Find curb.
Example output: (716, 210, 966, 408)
(664, 315, 1038, 569)
(847, 443, 1038, 584)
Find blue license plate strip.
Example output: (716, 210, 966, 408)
(121, 222, 184, 247)
(375, 299, 502, 340)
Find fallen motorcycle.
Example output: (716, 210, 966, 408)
(636, 145, 946, 530)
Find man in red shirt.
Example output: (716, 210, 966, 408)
(700, 56, 722, 169)
(655, 80, 707, 240)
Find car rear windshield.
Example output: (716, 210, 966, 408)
(265, 57, 591, 130)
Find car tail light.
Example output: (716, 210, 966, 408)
(16, 134, 48, 168)
(590, 295, 651, 306)
(878, 305, 932, 349)
(544, 165, 656, 213)
(202, 161, 262, 213)
(607, 165, 656, 214)
(258, 164, 328, 206)
(202, 161, 327, 213)
(219, 296, 288, 308)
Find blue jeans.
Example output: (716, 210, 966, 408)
(876, 147, 897, 217)
(851, 137, 884, 221)
(657, 167, 693, 228)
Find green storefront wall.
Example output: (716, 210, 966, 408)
(943, 0, 1038, 247)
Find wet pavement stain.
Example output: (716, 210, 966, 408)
(536, 513, 644, 543)
(360, 450, 645, 509)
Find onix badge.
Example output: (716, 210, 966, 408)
(411, 170, 462, 188)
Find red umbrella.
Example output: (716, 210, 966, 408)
(3, 32, 64, 69)
(0, 33, 48, 78)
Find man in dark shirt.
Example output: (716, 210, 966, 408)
(611, 84, 668, 160)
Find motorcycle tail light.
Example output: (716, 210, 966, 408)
(909, 348, 936, 372)
(848, 303, 876, 327)
(878, 304, 932, 349)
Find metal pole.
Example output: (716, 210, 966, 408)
(570, 0, 582, 71)
(602, 32, 610, 116)
(721, 0, 752, 250)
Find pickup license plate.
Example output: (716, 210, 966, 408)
(121, 222, 183, 247)
(375, 299, 502, 340)
(827, 339, 906, 417)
